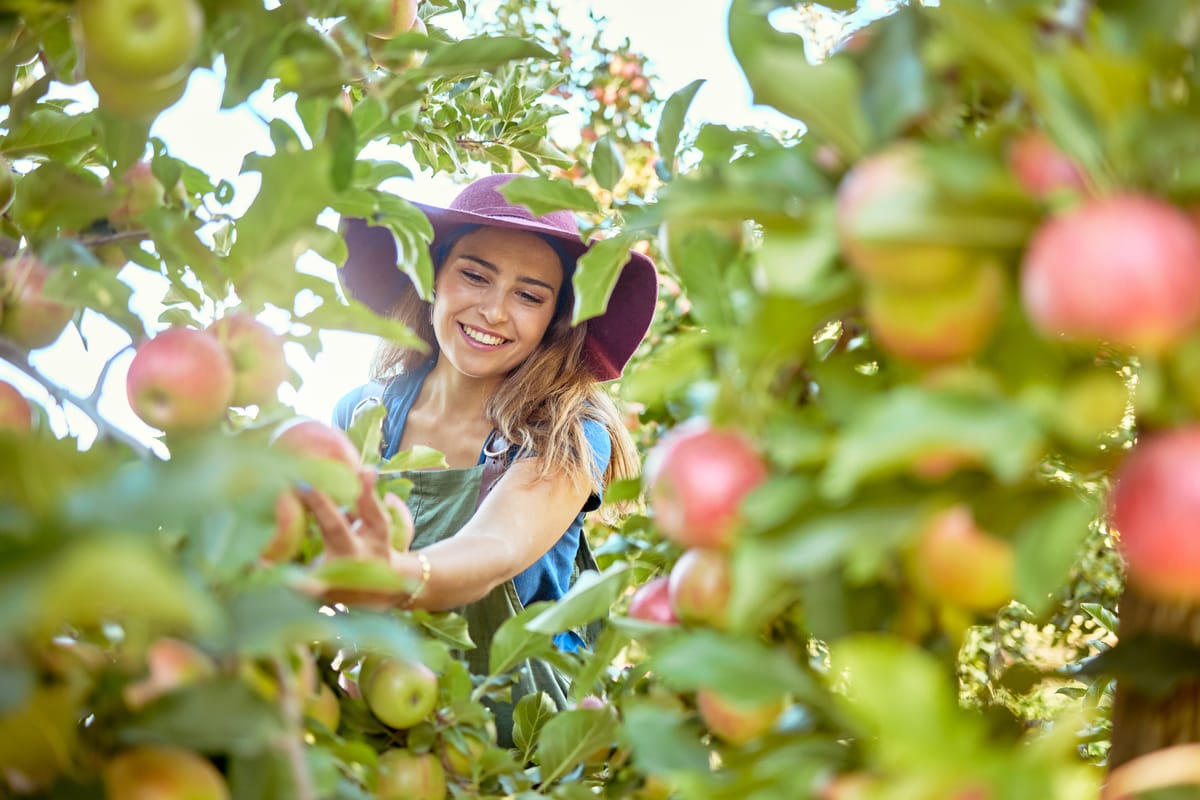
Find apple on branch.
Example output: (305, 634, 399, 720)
(125, 327, 234, 434)
(377, 749, 446, 800)
(79, 0, 205, 81)
(910, 504, 1014, 613)
(668, 548, 731, 628)
(696, 688, 787, 746)
(102, 745, 229, 800)
(361, 657, 439, 730)
(627, 576, 679, 625)
(0, 255, 76, 350)
(1006, 129, 1088, 201)
(208, 312, 289, 408)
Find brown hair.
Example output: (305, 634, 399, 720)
(369, 230, 640, 514)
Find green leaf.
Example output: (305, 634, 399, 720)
(225, 585, 337, 658)
(525, 562, 630, 636)
(117, 678, 285, 755)
(590, 135, 625, 192)
(380, 445, 449, 473)
(421, 35, 554, 72)
(727, 0, 870, 159)
(572, 233, 638, 324)
(1014, 495, 1099, 616)
(535, 708, 618, 785)
(499, 175, 599, 217)
(306, 558, 417, 596)
(413, 610, 475, 651)
(10, 161, 113, 240)
(489, 602, 558, 676)
(622, 699, 709, 773)
(651, 630, 822, 706)
(0, 106, 95, 160)
(511, 691, 557, 756)
(656, 79, 705, 176)
(820, 386, 1045, 502)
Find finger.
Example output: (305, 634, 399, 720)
(299, 486, 358, 556)
(353, 469, 392, 554)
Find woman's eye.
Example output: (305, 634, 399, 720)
(519, 292, 546, 305)
(461, 270, 486, 284)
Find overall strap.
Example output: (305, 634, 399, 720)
(476, 429, 511, 510)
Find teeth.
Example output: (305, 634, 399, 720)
(464, 325, 505, 346)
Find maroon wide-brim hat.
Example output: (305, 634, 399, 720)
(339, 173, 659, 381)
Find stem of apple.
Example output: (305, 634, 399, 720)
(272, 657, 318, 800)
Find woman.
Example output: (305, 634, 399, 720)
(302, 173, 658, 743)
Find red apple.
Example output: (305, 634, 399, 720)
(863, 260, 1005, 363)
(1007, 130, 1087, 201)
(1109, 426, 1200, 602)
(0, 255, 75, 349)
(695, 688, 785, 746)
(647, 422, 768, 549)
(912, 504, 1014, 612)
(123, 637, 216, 710)
(1020, 194, 1200, 353)
(0, 380, 33, 432)
(305, 681, 341, 733)
(377, 749, 446, 800)
(208, 312, 289, 407)
(79, 0, 204, 80)
(108, 161, 166, 231)
(627, 576, 679, 625)
(668, 548, 731, 628)
(126, 327, 234, 433)
(835, 143, 975, 288)
(271, 418, 361, 469)
(263, 490, 307, 563)
(352, 0, 419, 39)
(103, 745, 229, 800)
(362, 657, 438, 729)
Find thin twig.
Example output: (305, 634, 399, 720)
(0, 339, 154, 459)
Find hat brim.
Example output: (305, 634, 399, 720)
(339, 205, 658, 382)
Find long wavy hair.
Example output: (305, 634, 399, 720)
(369, 226, 641, 512)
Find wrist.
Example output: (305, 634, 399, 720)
(401, 550, 431, 610)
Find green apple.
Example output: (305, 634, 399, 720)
(208, 312, 289, 407)
(439, 729, 490, 779)
(0, 380, 33, 432)
(0, 255, 76, 350)
(103, 745, 229, 800)
(125, 327, 235, 433)
(377, 749, 446, 800)
(350, 0, 419, 39)
(362, 658, 438, 729)
(305, 682, 341, 733)
(79, 0, 205, 80)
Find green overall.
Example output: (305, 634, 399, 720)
(403, 465, 575, 747)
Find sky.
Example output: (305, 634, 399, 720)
(2, 0, 884, 452)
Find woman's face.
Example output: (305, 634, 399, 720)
(431, 226, 564, 380)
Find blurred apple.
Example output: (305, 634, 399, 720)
(271, 418, 361, 468)
(647, 422, 768, 549)
(108, 161, 165, 230)
(912, 504, 1014, 612)
(1053, 369, 1129, 449)
(362, 657, 438, 729)
(368, 16, 428, 69)
(0, 254, 75, 349)
(836, 143, 974, 288)
(263, 490, 307, 563)
(1109, 426, 1200, 602)
(627, 576, 679, 625)
(103, 745, 228, 800)
(87, 64, 191, 120)
(0, 380, 33, 432)
(439, 728, 490, 779)
(668, 548, 731, 628)
(377, 749, 446, 800)
(305, 681, 341, 733)
(123, 637, 216, 710)
(351, 0, 419, 39)
(1007, 130, 1087, 200)
(126, 327, 234, 433)
(863, 260, 1005, 363)
(79, 0, 204, 80)
(1020, 194, 1200, 353)
(695, 688, 786, 746)
(209, 312, 289, 407)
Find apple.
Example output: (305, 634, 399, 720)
(123, 637, 216, 710)
(79, 0, 205, 80)
(126, 327, 234, 433)
(646, 422, 768, 549)
(351, 0, 419, 39)
(439, 729, 489, 779)
(208, 312, 289, 407)
(377, 749, 446, 800)
(0, 380, 33, 432)
(668, 548, 731, 628)
(263, 490, 307, 563)
(627, 576, 679, 625)
(835, 143, 974, 288)
(0, 157, 13, 215)
(1053, 369, 1129, 449)
(1007, 130, 1087, 201)
(108, 161, 166, 231)
(271, 418, 361, 469)
(912, 504, 1014, 612)
(0, 255, 75, 349)
(305, 681, 341, 733)
(103, 745, 229, 800)
(368, 15, 428, 70)
(695, 688, 786, 746)
(863, 260, 1005, 363)
(1109, 426, 1200, 602)
(1020, 194, 1200, 353)
(86, 63, 191, 120)
(362, 657, 439, 729)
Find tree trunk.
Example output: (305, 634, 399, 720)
(1108, 584, 1200, 770)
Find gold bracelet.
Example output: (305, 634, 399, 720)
(402, 551, 431, 610)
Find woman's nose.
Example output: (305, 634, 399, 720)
(479, 289, 508, 324)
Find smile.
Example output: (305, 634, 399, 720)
(460, 323, 509, 347)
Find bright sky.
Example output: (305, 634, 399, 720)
(2, 0, 881, 451)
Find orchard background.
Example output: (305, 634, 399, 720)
(3, 0, 1200, 798)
